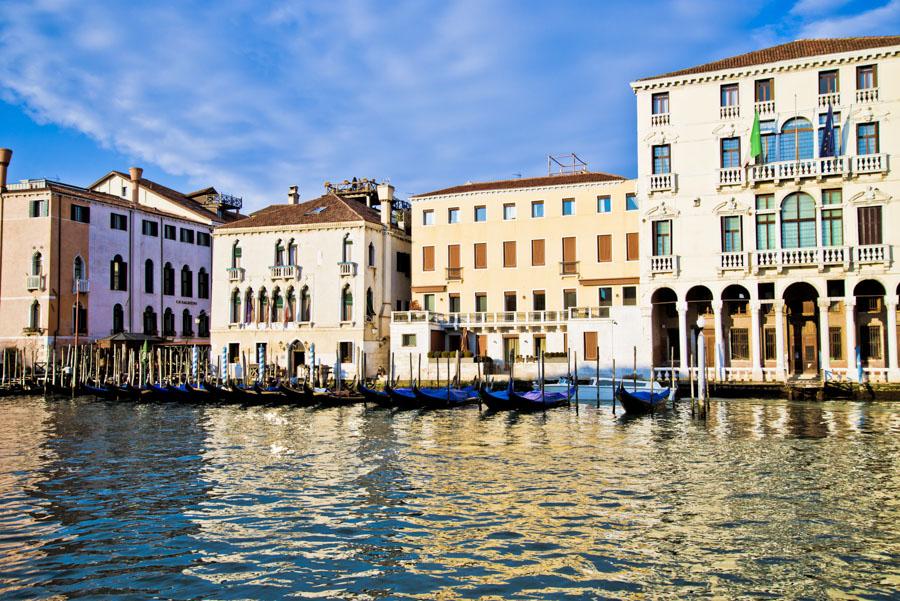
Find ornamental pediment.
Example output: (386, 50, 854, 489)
(713, 197, 751, 216)
(848, 185, 891, 206)
(642, 200, 680, 222)
(642, 130, 679, 146)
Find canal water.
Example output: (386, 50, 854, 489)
(0, 396, 897, 600)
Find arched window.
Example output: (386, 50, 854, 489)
(274, 239, 285, 266)
(110, 255, 127, 291)
(368, 242, 376, 267)
(72, 302, 87, 335)
(287, 239, 297, 266)
(181, 265, 193, 297)
(143, 306, 157, 335)
(366, 287, 375, 319)
(780, 117, 814, 161)
(197, 268, 209, 299)
(342, 233, 353, 262)
(182, 309, 193, 336)
(341, 285, 353, 321)
(198, 311, 209, 337)
(112, 304, 124, 334)
(231, 240, 242, 268)
(258, 288, 269, 323)
(781, 192, 817, 248)
(163, 262, 175, 295)
(28, 300, 40, 331)
(285, 287, 296, 322)
(244, 288, 255, 323)
(230, 289, 242, 323)
(73, 256, 84, 280)
(299, 286, 311, 322)
(31, 252, 42, 276)
(272, 288, 283, 322)
(163, 308, 175, 336)
(144, 259, 154, 293)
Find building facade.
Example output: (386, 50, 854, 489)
(210, 181, 411, 380)
(390, 171, 647, 377)
(0, 150, 239, 361)
(632, 36, 900, 383)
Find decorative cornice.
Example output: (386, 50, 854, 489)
(848, 185, 892, 206)
(713, 197, 752, 216)
(642, 200, 680, 222)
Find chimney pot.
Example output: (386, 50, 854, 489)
(128, 167, 142, 203)
(377, 183, 394, 225)
(288, 185, 300, 205)
(0, 148, 12, 192)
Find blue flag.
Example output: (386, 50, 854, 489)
(820, 103, 836, 157)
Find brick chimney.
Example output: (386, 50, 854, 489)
(0, 148, 12, 192)
(128, 167, 143, 203)
(377, 182, 394, 225)
(288, 185, 300, 205)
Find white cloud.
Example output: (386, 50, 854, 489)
(790, 0, 852, 18)
(798, 0, 900, 37)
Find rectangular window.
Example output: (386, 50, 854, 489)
(597, 234, 612, 262)
(179, 228, 195, 244)
(818, 111, 842, 155)
(561, 236, 576, 274)
(164, 224, 176, 240)
(821, 189, 843, 247)
(625, 194, 639, 211)
(339, 342, 353, 363)
(474, 206, 487, 222)
(756, 193, 774, 211)
(448, 207, 459, 224)
(447, 244, 461, 271)
(626, 231, 640, 261)
(856, 122, 879, 155)
(396, 252, 411, 277)
(651, 222, 669, 256)
(197, 232, 211, 247)
(422, 245, 435, 271)
(729, 329, 750, 360)
(764, 327, 776, 361)
(110, 213, 128, 231)
(142, 219, 159, 236)
(597, 195, 611, 213)
(28, 199, 48, 217)
(504, 291, 517, 312)
(865, 324, 882, 360)
(402, 334, 417, 347)
(532, 290, 546, 311)
(423, 294, 435, 312)
(623, 286, 637, 306)
(755, 78, 773, 102)
(761, 133, 777, 163)
(857, 65, 876, 89)
(720, 83, 739, 106)
(563, 289, 577, 310)
(651, 92, 669, 115)
(502, 203, 516, 220)
(858, 206, 883, 245)
(721, 137, 741, 168)
(422, 209, 434, 225)
(70, 204, 90, 223)
(531, 201, 544, 218)
(475, 293, 487, 312)
(721, 216, 742, 252)
(584, 331, 598, 361)
(228, 343, 240, 363)
(819, 70, 839, 94)
(598, 287, 612, 307)
(531, 239, 545, 266)
(562, 198, 574, 216)
(474, 243, 487, 269)
(503, 241, 516, 268)
(652, 144, 671, 174)
(756, 193, 776, 250)
(829, 327, 843, 361)
(448, 294, 460, 313)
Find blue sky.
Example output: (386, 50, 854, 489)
(1, 0, 897, 210)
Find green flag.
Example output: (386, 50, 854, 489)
(749, 110, 762, 160)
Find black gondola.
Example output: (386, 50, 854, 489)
(412, 386, 478, 409)
(615, 384, 670, 415)
(278, 383, 318, 406)
(357, 382, 393, 407)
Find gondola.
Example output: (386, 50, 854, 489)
(318, 387, 366, 407)
(412, 385, 478, 409)
(478, 383, 517, 411)
(186, 382, 216, 403)
(479, 383, 571, 411)
(615, 384, 670, 415)
(278, 383, 318, 406)
(357, 382, 393, 407)
(118, 383, 152, 402)
(204, 381, 242, 404)
(147, 383, 176, 402)
(385, 385, 419, 410)
(83, 381, 118, 400)
(253, 383, 290, 405)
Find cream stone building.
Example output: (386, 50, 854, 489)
(210, 181, 411, 379)
(632, 36, 900, 383)
(390, 167, 647, 376)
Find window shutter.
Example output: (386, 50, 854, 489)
(448, 244, 460, 268)
(626, 232, 639, 261)
(597, 234, 612, 262)
(422, 246, 435, 271)
(562, 237, 576, 262)
(474, 243, 487, 269)
(503, 241, 516, 268)
(858, 206, 883, 245)
(531, 239, 545, 266)
(584, 332, 598, 361)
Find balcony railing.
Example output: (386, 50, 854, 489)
(719, 251, 748, 272)
(720, 104, 739, 120)
(22, 326, 42, 335)
(854, 244, 889, 266)
(650, 255, 677, 275)
(559, 261, 579, 276)
(718, 167, 744, 187)
(752, 246, 849, 272)
(856, 87, 878, 103)
(649, 173, 676, 193)
(72, 279, 90, 294)
(446, 267, 463, 281)
(391, 311, 446, 324)
(749, 156, 850, 183)
(339, 261, 357, 277)
(818, 92, 840, 107)
(854, 153, 888, 174)
(25, 275, 45, 291)
(650, 113, 669, 126)
(226, 267, 245, 282)
(754, 100, 775, 115)
(568, 306, 610, 320)
(269, 264, 300, 279)
(391, 308, 611, 328)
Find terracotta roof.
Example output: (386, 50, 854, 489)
(639, 36, 900, 82)
(216, 193, 385, 230)
(413, 171, 626, 198)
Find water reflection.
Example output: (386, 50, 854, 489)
(0, 397, 897, 599)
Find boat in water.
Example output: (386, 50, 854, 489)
(540, 376, 667, 401)
(615, 384, 671, 415)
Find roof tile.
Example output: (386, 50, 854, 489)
(413, 171, 626, 198)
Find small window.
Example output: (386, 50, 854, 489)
(598, 287, 612, 307)
(754, 78, 773, 102)
(110, 213, 128, 231)
(651, 92, 669, 115)
(142, 220, 158, 236)
(819, 70, 839, 94)
(764, 327, 776, 361)
(423, 294, 435, 312)
(563, 289, 577, 310)
(474, 206, 486, 222)
(756, 194, 775, 211)
(721, 138, 741, 168)
(531, 201, 544, 218)
(422, 209, 434, 226)
(339, 341, 353, 363)
(652, 221, 670, 256)
(70, 204, 90, 223)
(448, 294, 460, 313)
(180, 228, 195, 244)
(422, 246, 435, 272)
(729, 329, 749, 360)
(503, 203, 516, 220)
(597, 234, 611, 263)
(474, 243, 487, 269)
(121, 185, 128, 197)
(597, 196, 611, 213)
(562, 198, 574, 216)
(721, 216, 742, 252)
(448, 208, 459, 224)
(626, 232, 640, 261)
(502, 241, 516, 268)
(29, 199, 47, 218)
(720, 83, 739, 106)
(652, 145, 671, 174)
(532, 290, 546, 311)
(197, 232, 211, 247)
(396, 252, 411, 277)
(623, 286, 637, 306)
(829, 327, 843, 361)
(625, 194, 639, 211)
(857, 65, 876, 90)
(856, 122, 879, 155)
(402, 334, 417, 347)
(164, 225, 176, 240)
(475, 293, 488, 312)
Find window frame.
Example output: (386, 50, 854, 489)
(597, 195, 611, 213)
(652, 144, 671, 174)
(561, 198, 575, 216)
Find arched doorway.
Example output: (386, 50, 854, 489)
(288, 340, 306, 379)
(686, 286, 714, 369)
(783, 282, 819, 376)
(722, 284, 752, 368)
(651, 288, 678, 366)
(855, 279, 886, 369)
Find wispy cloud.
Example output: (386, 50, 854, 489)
(797, 0, 900, 37)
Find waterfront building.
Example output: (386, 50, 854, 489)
(631, 36, 900, 383)
(0, 148, 241, 360)
(390, 160, 645, 376)
(210, 180, 411, 379)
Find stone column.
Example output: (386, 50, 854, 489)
(712, 300, 724, 379)
(774, 300, 786, 381)
(886, 299, 899, 382)
(845, 298, 857, 380)
(677, 301, 689, 376)
(818, 298, 831, 374)
(750, 301, 762, 381)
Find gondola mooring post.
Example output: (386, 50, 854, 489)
(595, 345, 600, 409)
(612, 358, 616, 415)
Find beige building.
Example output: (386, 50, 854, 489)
(391, 168, 647, 375)
(210, 180, 411, 380)
(632, 36, 900, 383)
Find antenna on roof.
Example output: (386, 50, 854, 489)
(548, 153, 588, 176)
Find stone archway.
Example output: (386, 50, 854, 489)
(783, 282, 819, 377)
(854, 279, 887, 369)
(651, 287, 678, 366)
(721, 284, 752, 368)
(288, 340, 306, 379)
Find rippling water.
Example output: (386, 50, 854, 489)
(0, 396, 898, 600)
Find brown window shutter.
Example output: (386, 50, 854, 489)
(474, 243, 487, 269)
(626, 232, 639, 261)
(448, 244, 460, 268)
(584, 331, 598, 361)
(422, 246, 435, 271)
(597, 234, 612, 262)
(531, 239, 545, 266)
(503, 241, 516, 268)
(562, 237, 576, 262)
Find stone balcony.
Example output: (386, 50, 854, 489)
(269, 264, 300, 280)
(854, 244, 890, 267)
(854, 153, 888, 175)
(720, 105, 740, 120)
(25, 275, 45, 291)
(72, 279, 90, 294)
(754, 100, 775, 115)
(650, 113, 669, 126)
(749, 156, 850, 184)
(818, 91, 840, 107)
(856, 87, 878, 103)
(752, 246, 849, 273)
(559, 261, 579, 277)
(718, 251, 749, 274)
(339, 261, 358, 277)
(446, 267, 463, 281)
(650, 255, 678, 276)
(390, 308, 608, 330)
(649, 173, 676, 193)
(226, 267, 245, 283)
(718, 167, 744, 187)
